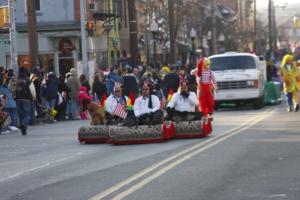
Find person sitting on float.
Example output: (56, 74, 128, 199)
(166, 79, 201, 122)
(134, 81, 163, 125)
(105, 83, 134, 125)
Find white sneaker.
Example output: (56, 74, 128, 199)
(9, 126, 19, 131)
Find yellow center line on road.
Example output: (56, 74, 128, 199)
(89, 109, 274, 200)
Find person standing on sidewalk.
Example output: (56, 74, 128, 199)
(0, 72, 17, 128)
(14, 67, 36, 135)
(280, 54, 300, 112)
(66, 68, 80, 120)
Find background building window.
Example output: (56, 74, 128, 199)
(24, 0, 41, 13)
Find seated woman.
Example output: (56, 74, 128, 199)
(134, 81, 163, 125)
(105, 83, 135, 125)
(166, 79, 202, 122)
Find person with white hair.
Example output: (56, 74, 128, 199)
(66, 68, 80, 120)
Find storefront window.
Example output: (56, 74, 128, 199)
(6, 54, 54, 73)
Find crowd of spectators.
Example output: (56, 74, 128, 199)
(0, 63, 202, 135)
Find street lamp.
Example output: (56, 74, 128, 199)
(190, 28, 196, 66)
(218, 33, 225, 53)
(207, 31, 212, 55)
(150, 16, 159, 66)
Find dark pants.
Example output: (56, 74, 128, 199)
(106, 110, 137, 126)
(138, 110, 163, 125)
(55, 101, 67, 121)
(167, 107, 202, 121)
(16, 100, 32, 129)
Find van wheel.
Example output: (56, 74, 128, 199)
(253, 96, 264, 109)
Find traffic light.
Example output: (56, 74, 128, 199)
(95, 21, 105, 37)
(86, 20, 95, 36)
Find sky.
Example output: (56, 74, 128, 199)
(257, 0, 299, 8)
(257, 0, 300, 25)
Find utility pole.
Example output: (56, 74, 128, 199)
(272, 3, 277, 54)
(210, 0, 216, 55)
(80, 0, 88, 79)
(253, 0, 257, 53)
(237, 0, 244, 52)
(168, 0, 176, 64)
(27, 0, 39, 71)
(268, 0, 273, 57)
(8, 0, 18, 73)
(128, 0, 138, 68)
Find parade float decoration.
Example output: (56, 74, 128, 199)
(78, 125, 109, 144)
(78, 119, 212, 145)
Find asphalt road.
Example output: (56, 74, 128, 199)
(0, 104, 300, 200)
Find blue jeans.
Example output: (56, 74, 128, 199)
(69, 98, 79, 120)
(4, 108, 18, 127)
(16, 100, 32, 129)
(286, 93, 293, 106)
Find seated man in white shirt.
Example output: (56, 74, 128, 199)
(105, 83, 135, 125)
(166, 79, 202, 122)
(134, 81, 163, 125)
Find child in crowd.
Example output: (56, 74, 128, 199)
(78, 86, 93, 120)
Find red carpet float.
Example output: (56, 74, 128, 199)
(78, 120, 212, 145)
(108, 124, 164, 145)
(78, 126, 109, 144)
(173, 120, 204, 139)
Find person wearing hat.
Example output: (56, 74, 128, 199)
(15, 67, 36, 135)
(105, 83, 132, 125)
(166, 79, 201, 121)
(280, 54, 300, 112)
(162, 65, 180, 98)
(134, 81, 163, 125)
(66, 68, 80, 120)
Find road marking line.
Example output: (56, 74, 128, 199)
(89, 109, 274, 200)
(111, 110, 274, 200)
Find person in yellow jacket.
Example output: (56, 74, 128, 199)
(280, 54, 300, 112)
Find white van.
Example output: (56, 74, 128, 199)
(209, 52, 266, 109)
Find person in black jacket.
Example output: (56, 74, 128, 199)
(123, 68, 139, 98)
(92, 73, 107, 103)
(42, 72, 58, 109)
(163, 66, 180, 98)
(55, 75, 70, 121)
(15, 67, 36, 135)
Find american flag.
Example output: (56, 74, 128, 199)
(113, 102, 128, 119)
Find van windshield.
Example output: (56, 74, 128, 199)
(210, 56, 256, 71)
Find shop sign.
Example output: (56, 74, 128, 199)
(19, 55, 31, 68)
(59, 38, 75, 54)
